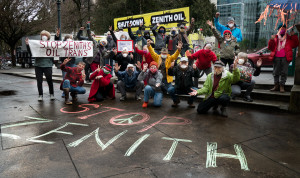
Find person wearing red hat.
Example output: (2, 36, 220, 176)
(88, 64, 115, 102)
(138, 61, 163, 108)
(207, 20, 240, 68)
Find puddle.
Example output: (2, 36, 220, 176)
(0, 90, 17, 96)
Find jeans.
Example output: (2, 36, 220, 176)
(273, 57, 288, 85)
(117, 80, 144, 97)
(161, 79, 173, 94)
(104, 58, 114, 74)
(35, 67, 54, 96)
(231, 80, 255, 97)
(168, 86, 198, 104)
(144, 85, 163, 107)
(63, 80, 86, 94)
(197, 94, 230, 114)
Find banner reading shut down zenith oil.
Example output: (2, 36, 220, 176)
(114, 7, 190, 32)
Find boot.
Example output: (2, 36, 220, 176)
(70, 92, 78, 102)
(270, 84, 279, 91)
(280, 85, 285, 93)
(63, 88, 72, 105)
(171, 99, 180, 107)
(220, 106, 228, 117)
(142, 102, 148, 108)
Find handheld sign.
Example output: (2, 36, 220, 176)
(28, 40, 93, 57)
(117, 40, 133, 52)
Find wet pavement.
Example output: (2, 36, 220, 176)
(0, 73, 299, 178)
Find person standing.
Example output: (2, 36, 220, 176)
(177, 18, 195, 57)
(268, 23, 299, 93)
(214, 12, 242, 42)
(25, 31, 54, 101)
(152, 23, 167, 54)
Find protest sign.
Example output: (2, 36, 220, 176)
(117, 40, 133, 52)
(28, 40, 93, 57)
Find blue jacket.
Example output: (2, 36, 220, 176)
(214, 17, 243, 42)
(116, 70, 140, 88)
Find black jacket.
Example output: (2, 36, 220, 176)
(168, 65, 200, 93)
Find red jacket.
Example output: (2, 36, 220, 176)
(88, 70, 115, 102)
(268, 34, 299, 62)
(188, 49, 217, 70)
(135, 47, 153, 67)
(60, 63, 84, 90)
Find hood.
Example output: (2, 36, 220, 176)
(158, 26, 166, 33)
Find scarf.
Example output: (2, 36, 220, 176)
(277, 31, 286, 51)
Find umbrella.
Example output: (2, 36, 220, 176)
(268, 0, 300, 11)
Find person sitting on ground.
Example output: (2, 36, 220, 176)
(189, 60, 240, 117)
(115, 63, 144, 101)
(268, 23, 299, 93)
(147, 39, 183, 94)
(230, 52, 262, 102)
(25, 30, 55, 101)
(113, 47, 135, 72)
(207, 20, 239, 68)
(168, 57, 200, 108)
(138, 61, 163, 108)
(61, 58, 86, 105)
(214, 12, 242, 42)
(88, 64, 115, 102)
(186, 43, 217, 88)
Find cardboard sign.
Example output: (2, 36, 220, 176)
(28, 40, 93, 57)
(117, 40, 133, 52)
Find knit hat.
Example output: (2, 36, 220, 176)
(127, 64, 134, 69)
(150, 61, 158, 68)
(223, 30, 232, 35)
(136, 30, 142, 35)
(228, 17, 235, 22)
(277, 23, 287, 30)
(104, 64, 112, 72)
(214, 61, 225, 67)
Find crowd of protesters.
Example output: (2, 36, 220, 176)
(25, 11, 299, 118)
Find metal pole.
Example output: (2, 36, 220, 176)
(88, 0, 90, 21)
(57, 0, 62, 40)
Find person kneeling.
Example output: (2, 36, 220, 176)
(116, 63, 143, 101)
(138, 61, 163, 108)
(189, 61, 240, 117)
(88, 64, 115, 102)
(168, 57, 200, 108)
(61, 58, 86, 105)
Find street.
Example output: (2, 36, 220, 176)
(0, 74, 299, 178)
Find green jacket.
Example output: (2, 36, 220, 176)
(197, 69, 240, 100)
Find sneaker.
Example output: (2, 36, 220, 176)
(142, 102, 148, 108)
(38, 95, 43, 101)
(120, 96, 126, 101)
(220, 107, 228, 117)
(135, 96, 141, 101)
(243, 96, 253, 102)
(50, 94, 55, 100)
(65, 100, 73, 105)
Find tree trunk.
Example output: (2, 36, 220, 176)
(10, 45, 16, 67)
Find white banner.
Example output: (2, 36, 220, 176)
(117, 40, 133, 52)
(28, 40, 93, 57)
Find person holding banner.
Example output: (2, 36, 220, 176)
(25, 30, 54, 101)
(138, 61, 163, 108)
(88, 64, 115, 102)
(152, 23, 167, 54)
(147, 39, 183, 94)
(113, 47, 134, 73)
(60, 58, 86, 105)
(115, 63, 143, 101)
